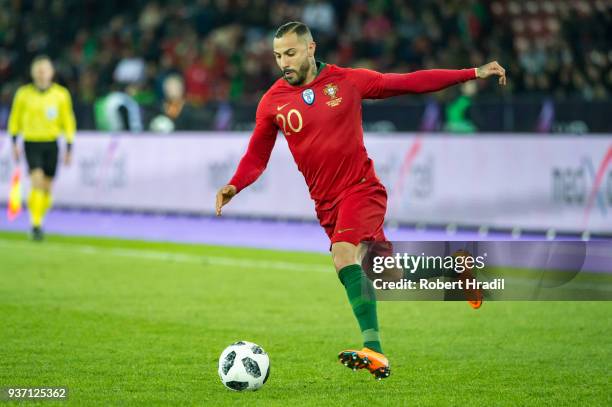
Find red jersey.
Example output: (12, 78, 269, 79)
(229, 63, 476, 209)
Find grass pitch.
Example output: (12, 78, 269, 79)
(0, 231, 610, 406)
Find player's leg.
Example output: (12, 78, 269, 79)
(330, 181, 390, 379)
(24, 141, 58, 241)
(333, 240, 390, 379)
(40, 175, 54, 222)
(38, 141, 59, 234)
(24, 142, 46, 240)
(27, 169, 46, 240)
(332, 241, 382, 354)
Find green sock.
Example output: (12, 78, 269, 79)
(338, 264, 383, 354)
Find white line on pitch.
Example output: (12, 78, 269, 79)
(0, 238, 332, 273)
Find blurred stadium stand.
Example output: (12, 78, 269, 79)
(0, 0, 610, 132)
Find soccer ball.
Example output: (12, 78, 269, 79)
(218, 341, 270, 391)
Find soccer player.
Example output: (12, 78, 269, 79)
(215, 22, 506, 379)
(8, 55, 76, 241)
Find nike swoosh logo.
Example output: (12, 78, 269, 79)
(337, 228, 355, 234)
(277, 103, 290, 111)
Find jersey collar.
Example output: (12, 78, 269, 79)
(315, 60, 326, 77)
(283, 60, 327, 90)
(33, 83, 53, 93)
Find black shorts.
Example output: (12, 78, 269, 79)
(24, 141, 59, 178)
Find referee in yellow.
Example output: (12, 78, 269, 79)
(8, 55, 76, 241)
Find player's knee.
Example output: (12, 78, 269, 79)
(30, 169, 45, 189)
(41, 177, 53, 193)
(331, 242, 358, 272)
(333, 254, 354, 272)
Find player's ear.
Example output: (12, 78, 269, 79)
(308, 41, 316, 58)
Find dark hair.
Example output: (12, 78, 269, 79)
(274, 21, 312, 39)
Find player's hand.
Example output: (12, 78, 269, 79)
(64, 151, 72, 166)
(12, 144, 20, 163)
(476, 61, 507, 86)
(215, 185, 237, 216)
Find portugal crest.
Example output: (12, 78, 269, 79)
(302, 88, 315, 105)
(323, 83, 342, 107)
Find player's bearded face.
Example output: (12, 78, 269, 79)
(274, 33, 314, 86)
(282, 58, 311, 86)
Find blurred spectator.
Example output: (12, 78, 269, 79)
(150, 74, 212, 132)
(0, 85, 11, 129)
(184, 51, 212, 105)
(444, 81, 478, 134)
(302, 0, 336, 35)
(95, 92, 143, 132)
(169, 74, 201, 130)
(114, 55, 146, 85)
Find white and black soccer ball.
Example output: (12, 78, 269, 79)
(218, 341, 270, 391)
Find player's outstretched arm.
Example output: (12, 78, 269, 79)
(215, 185, 237, 216)
(348, 61, 506, 99)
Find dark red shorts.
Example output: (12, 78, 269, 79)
(315, 179, 388, 247)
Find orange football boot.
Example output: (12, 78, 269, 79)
(338, 348, 391, 380)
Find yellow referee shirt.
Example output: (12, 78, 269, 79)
(8, 83, 76, 144)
